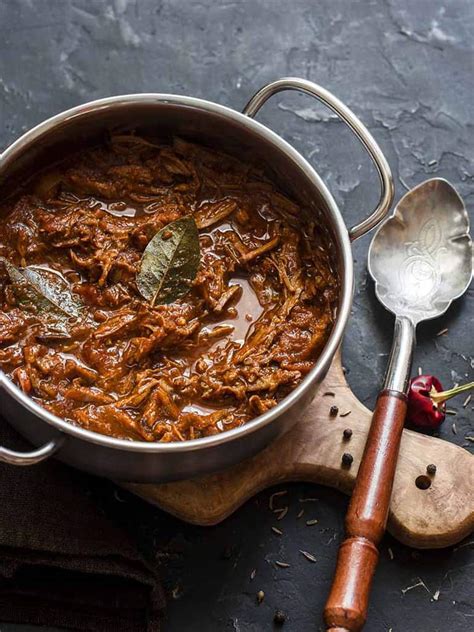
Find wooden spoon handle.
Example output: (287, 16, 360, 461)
(324, 389, 407, 631)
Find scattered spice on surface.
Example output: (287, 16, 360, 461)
(446, 409, 457, 416)
(272, 526, 283, 536)
(388, 547, 394, 560)
(300, 550, 317, 563)
(329, 405, 339, 417)
(250, 569, 256, 580)
(269, 490, 288, 511)
(275, 561, 290, 568)
(297, 509, 305, 519)
(275, 506, 289, 521)
(436, 328, 448, 336)
(171, 586, 182, 599)
(340, 409, 351, 417)
(273, 610, 287, 625)
(343, 428, 353, 440)
(306, 519, 318, 526)
(325, 533, 337, 546)
(463, 394, 471, 408)
(113, 489, 126, 503)
(452, 422, 457, 434)
(256, 590, 265, 604)
(341, 452, 353, 467)
(401, 578, 430, 595)
(426, 464, 437, 476)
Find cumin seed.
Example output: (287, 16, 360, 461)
(269, 490, 287, 510)
(275, 506, 288, 520)
(446, 409, 457, 416)
(300, 550, 317, 563)
(463, 394, 471, 408)
(171, 586, 181, 599)
(299, 497, 319, 503)
(306, 519, 318, 526)
(436, 328, 448, 336)
(275, 561, 290, 568)
(388, 547, 394, 560)
(297, 509, 305, 519)
(271, 526, 283, 536)
(401, 578, 430, 595)
(340, 409, 351, 417)
(250, 569, 256, 580)
(323, 391, 335, 397)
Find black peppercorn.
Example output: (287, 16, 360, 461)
(330, 405, 339, 417)
(274, 610, 287, 625)
(426, 463, 437, 475)
(343, 428, 352, 440)
(341, 452, 353, 467)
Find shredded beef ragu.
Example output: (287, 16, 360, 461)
(0, 136, 338, 442)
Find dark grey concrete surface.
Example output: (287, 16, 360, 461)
(0, 0, 472, 630)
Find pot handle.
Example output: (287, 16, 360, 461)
(0, 437, 63, 465)
(242, 77, 394, 241)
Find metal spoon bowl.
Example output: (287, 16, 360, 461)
(369, 177, 472, 326)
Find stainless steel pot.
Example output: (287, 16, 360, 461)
(0, 78, 393, 482)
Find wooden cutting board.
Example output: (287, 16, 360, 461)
(124, 351, 474, 549)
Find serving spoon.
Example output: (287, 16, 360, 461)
(324, 178, 472, 631)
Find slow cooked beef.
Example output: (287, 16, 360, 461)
(0, 135, 338, 442)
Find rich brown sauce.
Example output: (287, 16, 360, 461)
(0, 136, 338, 442)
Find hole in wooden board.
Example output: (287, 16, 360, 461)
(415, 475, 432, 490)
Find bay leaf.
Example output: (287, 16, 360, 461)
(137, 216, 200, 306)
(0, 258, 83, 336)
(23, 266, 83, 318)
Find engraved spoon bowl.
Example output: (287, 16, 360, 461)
(368, 177, 472, 327)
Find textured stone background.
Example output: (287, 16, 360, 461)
(0, 0, 472, 630)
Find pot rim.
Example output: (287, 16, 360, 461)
(0, 92, 353, 453)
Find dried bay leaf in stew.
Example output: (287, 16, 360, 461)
(0, 258, 83, 337)
(22, 266, 83, 318)
(137, 216, 200, 306)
